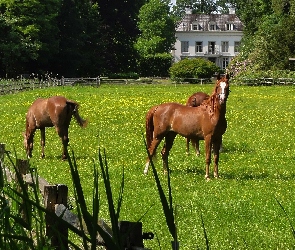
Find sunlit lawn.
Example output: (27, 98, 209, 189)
(1, 82, 295, 249)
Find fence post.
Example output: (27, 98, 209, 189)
(16, 159, 31, 225)
(118, 221, 144, 248)
(44, 184, 69, 249)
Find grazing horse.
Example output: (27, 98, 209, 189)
(144, 74, 230, 179)
(185, 92, 209, 156)
(23, 96, 87, 159)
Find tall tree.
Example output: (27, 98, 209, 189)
(229, 0, 295, 74)
(135, 0, 176, 56)
(0, 0, 61, 77)
(96, 0, 146, 75)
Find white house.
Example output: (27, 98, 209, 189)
(172, 8, 244, 70)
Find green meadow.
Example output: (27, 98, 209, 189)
(1, 82, 295, 249)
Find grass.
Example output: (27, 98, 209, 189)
(1, 82, 295, 249)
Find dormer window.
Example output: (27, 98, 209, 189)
(209, 22, 217, 31)
(192, 23, 202, 31)
(226, 23, 234, 30)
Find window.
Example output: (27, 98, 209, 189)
(192, 23, 202, 31)
(222, 58, 229, 70)
(208, 41, 215, 54)
(221, 41, 229, 53)
(234, 41, 240, 53)
(192, 24, 198, 30)
(226, 23, 234, 30)
(209, 22, 216, 31)
(195, 42, 203, 53)
(181, 41, 189, 53)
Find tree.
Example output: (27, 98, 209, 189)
(228, 0, 295, 77)
(0, 0, 61, 77)
(135, 0, 176, 56)
(95, 0, 146, 75)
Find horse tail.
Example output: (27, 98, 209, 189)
(145, 106, 157, 149)
(66, 100, 88, 128)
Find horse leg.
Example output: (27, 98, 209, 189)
(61, 132, 69, 160)
(204, 136, 212, 180)
(56, 127, 69, 160)
(212, 139, 222, 178)
(161, 132, 176, 174)
(186, 138, 190, 155)
(40, 128, 45, 158)
(193, 139, 200, 156)
(144, 137, 163, 174)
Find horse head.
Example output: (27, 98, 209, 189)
(215, 73, 230, 105)
(23, 132, 33, 158)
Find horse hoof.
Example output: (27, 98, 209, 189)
(205, 175, 210, 181)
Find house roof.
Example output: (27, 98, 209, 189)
(176, 13, 244, 32)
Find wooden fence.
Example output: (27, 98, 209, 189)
(0, 76, 154, 95)
(0, 143, 153, 249)
(0, 77, 101, 95)
(238, 77, 295, 86)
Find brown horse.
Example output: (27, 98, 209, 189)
(185, 92, 209, 156)
(23, 96, 87, 159)
(144, 74, 230, 179)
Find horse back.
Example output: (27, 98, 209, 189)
(186, 92, 209, 107)
(26, 98, 52, 128)
(26, 96, 70, 128)
(153, 102, 206, 138)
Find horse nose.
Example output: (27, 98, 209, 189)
(219, 93, 225, 101)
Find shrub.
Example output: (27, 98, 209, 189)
(108, 72, 139, 79)
(137, 53, 173, 77)
(169, 58, 220, 80)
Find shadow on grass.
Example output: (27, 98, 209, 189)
(222, 172, 269, 180)
(168, 165, 204, 176)
(220, 141, 255, 154)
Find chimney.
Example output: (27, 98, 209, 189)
(185, 6, 192, 14)
(229, 7, 236, 14)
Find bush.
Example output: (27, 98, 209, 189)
(137, 53, 173, 77)
(108, 72, 139, 79)
(169, 58, 220, 80)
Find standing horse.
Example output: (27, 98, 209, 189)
(185, 92, 209, 156)
(144, 74, 230, 179)
(23, 96, 87, 159)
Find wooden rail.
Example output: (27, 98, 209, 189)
(239, 77, 295, 86)
(0, 76, 153, 95)
(0, 143, 152, 249)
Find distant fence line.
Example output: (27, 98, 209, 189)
(238, 77, 295, 86)
(0, 76, 161, 95)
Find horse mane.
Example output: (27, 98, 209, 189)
(200, 77, 227, 115)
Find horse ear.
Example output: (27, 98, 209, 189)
(216, 73, 221, 80)
(225, 73, 230, 80)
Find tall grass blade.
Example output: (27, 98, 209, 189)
(275, 197, 295, 240)
(98, 148, 121, 248)
(91, 161, 100, 249)
(143, 136, 176, 240)
(200, 213, 210, 250)
(68, 149, 120, 249)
